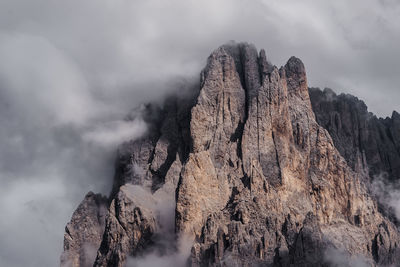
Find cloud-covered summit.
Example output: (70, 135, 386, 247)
(0, 0, 399, 266)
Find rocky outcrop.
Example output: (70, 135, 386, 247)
(61, 192, 108, 267)
(61, 43, 400, 267)
(92, 88, 197, 267)
(309, 87, 400, 182)
(94, 185, 157, 267)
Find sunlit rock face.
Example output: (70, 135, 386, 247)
(61, 43, 400, 267)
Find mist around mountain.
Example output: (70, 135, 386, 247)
(61, 43, 400, 267)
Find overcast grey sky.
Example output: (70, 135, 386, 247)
(0, 0, 399, 266)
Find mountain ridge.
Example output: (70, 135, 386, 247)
(61, 43, 400, 267)
(309, 87, 400, 183)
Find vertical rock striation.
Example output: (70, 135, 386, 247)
(61, 192, 108, 267)
(94, 185, 157, 267)
(175, 43, 400, 266)
(309, 87, 400, 182)
(61, 43, 400, 267)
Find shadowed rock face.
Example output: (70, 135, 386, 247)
(61, 43, 400, 267)
(60, 192, 108, 267)
(93, 185, 158, 267)
(309, 87, 400, 182)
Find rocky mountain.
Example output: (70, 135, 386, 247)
(309, 87, 400, 183)
(61, 43, 400, 267)
(61, 192, 108, 267)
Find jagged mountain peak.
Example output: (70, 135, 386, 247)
(61, 43, 400, 267)
(310, 87, 400, 183)
(392, 110, 400, 120)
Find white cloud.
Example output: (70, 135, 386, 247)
(0, 33, 96, 125)
(83, 118, 147, 148)
(0, 174, 72, 267)
(372, 173, 400, 221)
(125, 236, 193, 267)
(324, 247, 371, 267)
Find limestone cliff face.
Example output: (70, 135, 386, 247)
(61, 43, 400, 267)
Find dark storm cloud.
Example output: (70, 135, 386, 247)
(0, 0, 399, 266)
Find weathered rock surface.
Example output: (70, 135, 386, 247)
(61, 192, 108, 267)
(94, 185, 157, 267)
(92, 88, 197, 266)
(176, 43, 400, 266)
(309, 87, 400, 182)
(61, 43, 400, 267)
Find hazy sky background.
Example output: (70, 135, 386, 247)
(0, 0, 399, 266)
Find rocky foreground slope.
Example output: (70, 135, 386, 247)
(61, 43, 400, 267)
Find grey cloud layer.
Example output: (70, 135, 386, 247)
(0, 0, 399, 266)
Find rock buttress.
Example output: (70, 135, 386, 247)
(61, 192, 108, 267)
